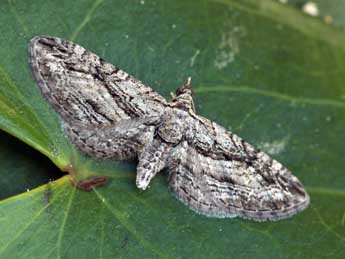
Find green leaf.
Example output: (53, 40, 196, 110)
(0, 0, 344, 258)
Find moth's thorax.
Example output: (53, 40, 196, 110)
(170, 94, 192, 110)
(157, 108, 189, 144)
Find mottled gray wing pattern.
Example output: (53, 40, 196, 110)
(168, 117, 309, 221)
(29, 36, 167, 126)
(29, 35, 309, 220)
(29, 36, 166, 160)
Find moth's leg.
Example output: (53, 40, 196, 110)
(170, 77, 195, 112)
(136, 138, 171, 190)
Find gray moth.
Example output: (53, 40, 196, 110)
(29, 35, 309, 221)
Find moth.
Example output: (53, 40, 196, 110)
(29, 36, 309, 221)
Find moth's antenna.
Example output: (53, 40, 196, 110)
(176, 77, 192, 96)
(184, 77, 191, 89)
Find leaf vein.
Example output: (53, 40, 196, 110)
(56, 187, 76, 259)
(93, 189, 174, 259)
(7, 0, 29, 37)
(313, 208, 345, 243)
(0, 187, 65, 254)
(70, 0, 104, 41)
(194, 86, 345, 109)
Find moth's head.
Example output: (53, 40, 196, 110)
(170, 77, 195, 112)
